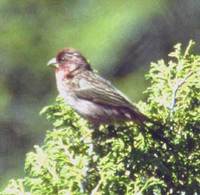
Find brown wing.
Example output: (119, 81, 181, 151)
(74, 71, 141, 114)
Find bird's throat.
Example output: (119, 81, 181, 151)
(55, 66, 73, 79)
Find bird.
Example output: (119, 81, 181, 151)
(47, 48, 154, 128)
(46, 49, 176, 150)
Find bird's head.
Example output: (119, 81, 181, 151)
(47, 48, 91, 76)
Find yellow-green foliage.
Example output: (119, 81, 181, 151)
(1, 41, 200, 194)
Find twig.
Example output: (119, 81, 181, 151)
(90, 179, 102, 195)
(168, 71, 193, 131)
(169, 71, 193, 114)
(58, 138, 77, 165)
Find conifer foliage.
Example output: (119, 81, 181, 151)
(1, 41, 200, 194)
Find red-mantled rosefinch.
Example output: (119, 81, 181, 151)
(47, 48, 153, 127)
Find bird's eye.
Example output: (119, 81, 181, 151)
(59, 56, 66, 63)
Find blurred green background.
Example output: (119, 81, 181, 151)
(1, 0, 200, 188)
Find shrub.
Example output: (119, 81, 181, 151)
(1, 41, 199, 194)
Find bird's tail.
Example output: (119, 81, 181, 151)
(130, 110, 174, 150)
(130, 109, 161, 126)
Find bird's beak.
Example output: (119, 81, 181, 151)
(47, 58, 59, 68)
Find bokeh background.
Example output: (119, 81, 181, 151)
(1, 0, 200, 188)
